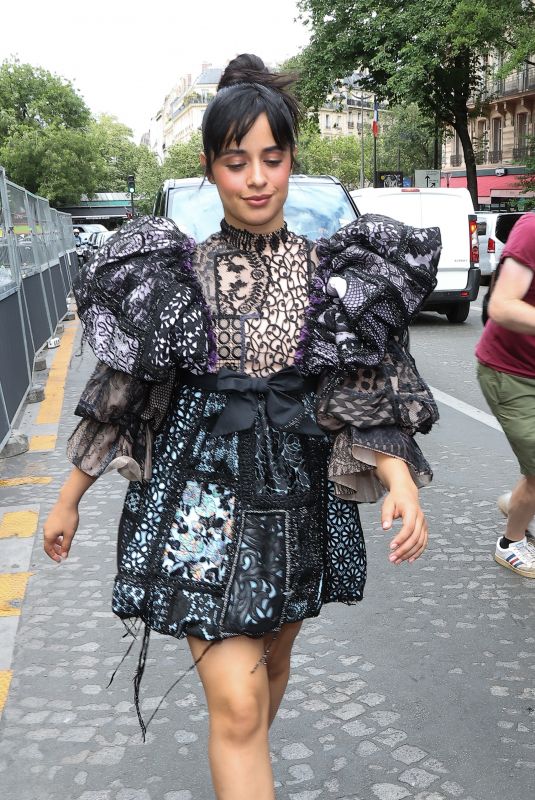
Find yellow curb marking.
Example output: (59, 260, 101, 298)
(36, 323, 77, 425)
(29, 434, 57, 452)
(0, 671, 13, 712)
(0, 477, 51, 488)
(0, 510, 38, 539)
(0, 572, 33, 617)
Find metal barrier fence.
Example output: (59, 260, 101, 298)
(0, 166, 78, 452)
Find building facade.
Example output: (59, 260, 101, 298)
(149, 68, 387, 160)
(150, 65, 222, 157)
(442, 61, 535, 208)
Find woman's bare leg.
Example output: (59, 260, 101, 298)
(188, 634, 274, 800)
(264, 621, 303, 726)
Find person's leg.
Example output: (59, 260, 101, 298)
(264, 621, 303, 726)
(505, 475, 535, 540)
(188, 635, 274, 800)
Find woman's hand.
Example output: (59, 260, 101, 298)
(43, 467, 96, 562)
(43, 500, 79, 563)
(374, 453, 428, 565)
(381, 482, 428, 564)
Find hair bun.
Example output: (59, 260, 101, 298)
(217, 53, 296, 94)
(218, 54, 269, 89)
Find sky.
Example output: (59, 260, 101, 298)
(1, 0, 310, 142)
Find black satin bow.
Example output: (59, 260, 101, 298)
(208, 366, 322, 437)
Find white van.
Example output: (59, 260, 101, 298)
(350, 187, 481, 323)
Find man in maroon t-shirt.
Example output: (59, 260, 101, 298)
(476, 212, 535, 578)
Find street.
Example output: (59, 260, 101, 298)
(0, 291, 534, 800)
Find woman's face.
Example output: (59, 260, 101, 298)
(202, 112, 292, 234)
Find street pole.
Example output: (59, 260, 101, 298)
(372, 95, 378, 187)
(130, 192, 135, 219)
(433, 116, 440, 171)
(360, 90, 365, 188)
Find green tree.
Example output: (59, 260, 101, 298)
(162, 131, 204, 180)
(133, 146, 163, 215)
(518, 136, 535, 209)
(0, 58, 99, 203)
(0, 58, 90, 139)
(90, 114, 140, 192)
(380, 104, 436, 177)
(0, 125, 104, 204)
(297, 0, 535, 207)
(294, 105, 435, 188)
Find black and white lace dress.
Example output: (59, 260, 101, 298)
(68, 214, 440, 643)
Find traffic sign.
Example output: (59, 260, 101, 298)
(414, 169, 441, 188)
(376, 171, 403, 188)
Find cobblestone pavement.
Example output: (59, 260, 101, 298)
(0, 323, 534, 800)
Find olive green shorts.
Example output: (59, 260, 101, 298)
(477, 362, 535, 476)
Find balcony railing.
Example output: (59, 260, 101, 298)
(488, 150, 503, 163)
(489, 66, 535, 98)
(513, 146, 533, 162)
(474, 150, 488, 165)
(450, 154, 462, 166)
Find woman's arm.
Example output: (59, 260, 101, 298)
(43, 467, 96, 563)
(488, 257, 535, 334)
(375, 453, 428, 565)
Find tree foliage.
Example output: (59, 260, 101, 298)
(0, 58, 98, 204)
(0, 58, 166, 208)
(134, 146, 163, 215)
(518, 136, 535, 209)
(0, 59, 90, 139)
(162, 131, 204, 181)
(90, 114, 140, 193)
(1, 125, 104, 204)
(297, 0, 535, 207)
(294, 104, 436, 188)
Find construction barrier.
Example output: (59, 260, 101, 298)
(0, 166, 78, 451)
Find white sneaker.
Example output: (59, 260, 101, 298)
(497, 492, 535, 540)
(494, 536, 535, 578)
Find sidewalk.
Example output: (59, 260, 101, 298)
(0, 325, 534, 800)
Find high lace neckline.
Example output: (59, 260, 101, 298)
(220, 219, 289, 254)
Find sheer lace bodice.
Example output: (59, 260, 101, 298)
(194, 221, 315, 375)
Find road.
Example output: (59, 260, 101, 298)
(0, 295, 534, 800)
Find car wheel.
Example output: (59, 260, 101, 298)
(446, 302, 470, 324)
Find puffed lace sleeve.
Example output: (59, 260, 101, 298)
(295, 214, 441, 502)
(297, 214, 441, 373)
(66, 361, 174, 481)
(73, 215, 216, 381)
(316, 339, 438, 502)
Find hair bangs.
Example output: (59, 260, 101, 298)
(202, 83, 297, 171)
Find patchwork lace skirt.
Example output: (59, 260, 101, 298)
(112, 383, 367, 641)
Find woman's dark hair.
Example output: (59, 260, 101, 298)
(201, 54, 302, 175)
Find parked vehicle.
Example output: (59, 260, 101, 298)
(153, 175, 359, 242)
(82, 230, 114, 262)
(73, 223, 108, 236)
(476, 211, 527, 284)
(350, 187, 480, 323)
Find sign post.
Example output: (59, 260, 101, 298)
(127, 175, 136, 218)
(414, 169, 441, 188)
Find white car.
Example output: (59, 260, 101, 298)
(476, 211, 527, 284)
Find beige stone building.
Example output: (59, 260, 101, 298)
(153, 64, 222, 157)
(442, 60, 535, 207)
(149, 68, 387, 160)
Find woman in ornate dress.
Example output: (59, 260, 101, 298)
(43, 55, 440, 800)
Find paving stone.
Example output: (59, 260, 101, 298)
(392, 745, 427, 765)
(281, 743, 314, 760)
(371, 783, 411, 799)
(399, 768, 439, 789)
(288, 763, 315, 783)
